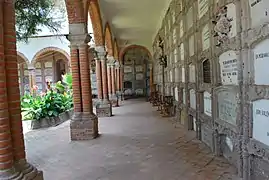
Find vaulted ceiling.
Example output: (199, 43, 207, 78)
(98, 0, 172, 50)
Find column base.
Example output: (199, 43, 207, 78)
(96, 100, 112, 117)
(0, 168, 23, 180)
(15, 159, 43, 180)
(110, 94, 119, 107)
(70, 112, 99, 141)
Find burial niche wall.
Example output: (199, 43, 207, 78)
(253, 39, 269, 85)
(123, 47, 150, 97)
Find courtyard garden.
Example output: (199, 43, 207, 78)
(21, 73, 74, 130)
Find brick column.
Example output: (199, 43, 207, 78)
(79, 44, 93, 113)
(95, 46, 112, 117)
(68, 31, 99, 140)
(70, 45, 82, 114)
(111, 63, 116, 96)
(119, 64, 124, 101)
(107, 64, 112, 98)
(0, 1, 43, 179)
(95, 59, 103, 100)
(115, 62, 120, 92)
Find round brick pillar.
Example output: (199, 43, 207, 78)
(70, 45, 82, 115)
(79, 44, 93, 113)
(111, 64, 116, 96)
(0, 1, 43, 179)
(95, 60, 103, 100)
(107, 64, 112, 97)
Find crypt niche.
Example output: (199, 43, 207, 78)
(123, 46, 151, 98)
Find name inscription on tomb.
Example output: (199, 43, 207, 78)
(249, 0, 269, 27)
(254, 39, 269, 85)
(219, 51, 239, 85)
(204, 91, 212, 116)
(253, 99, 269, 146)
(217, 91, 237, 125)
(190, 89, 196, 109)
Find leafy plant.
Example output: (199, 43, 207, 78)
(21, 89, 73, 121)
(62, 73, 73, 90)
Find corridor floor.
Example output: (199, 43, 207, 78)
(24, 99, 239, 180)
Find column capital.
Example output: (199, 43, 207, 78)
(95, 46, 107, 60)
(107, 55, 116, 66)
(67, 34, 92, 47)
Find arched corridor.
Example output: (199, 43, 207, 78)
(24, 99, 238, 180)
(0, 0, 269, 179)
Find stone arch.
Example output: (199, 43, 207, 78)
(32, 47, 70, 65)
(17, 52, 30, 95)
(119, 45, 152, 63)
(104, 22, 114, 56)
(113, 39, 119, 60)
(17, 51, 30, 65)
(65, 0, 85, 24)
(87, 0, 104, 46)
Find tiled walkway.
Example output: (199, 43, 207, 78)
(24, 99, 239, 180)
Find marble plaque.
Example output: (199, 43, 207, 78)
(201, 124, 213, 149)
(198, 0, 209, 19)
(174, 48, 178, 63)
(249, 0, 269, 27)
(180, 20, 184, 38)
(135, 89, 144, 95)
(170, 70, 173, 82)
(180, 43, 184, 61)
(136, 73, 144, 80)
(35, 62, 41, 69)
(35, 76, 42, 83)
(189, 35, 195, 57)
(217, 91, 237, 125)
(124, 89, 132, 95)
(190, 89, 196, 109)
(193, 117, 197, 131)
(175, 68, 180, 82)
(124, 73, 132, 81)
(45, 68, 53, 76)
(124, 66, 133, 73)
(254, 39, 269, 85)
(202, 24, 210, 50)
(45, 61, 53, 68)
(252, 99, 269, 146)
(135, 65, 143, 72)
(203, 91, 212, 116)
(219, 51, 239, 85)
(182, 67, 185, 82)
(187, 7, 193, 29)
(175, 87, 179, 101)
(35, 69, 42, 76)
(189, 64, 196, 83)
(183, 89, 186, 104)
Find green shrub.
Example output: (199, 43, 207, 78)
(21, 90, 73, 121)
